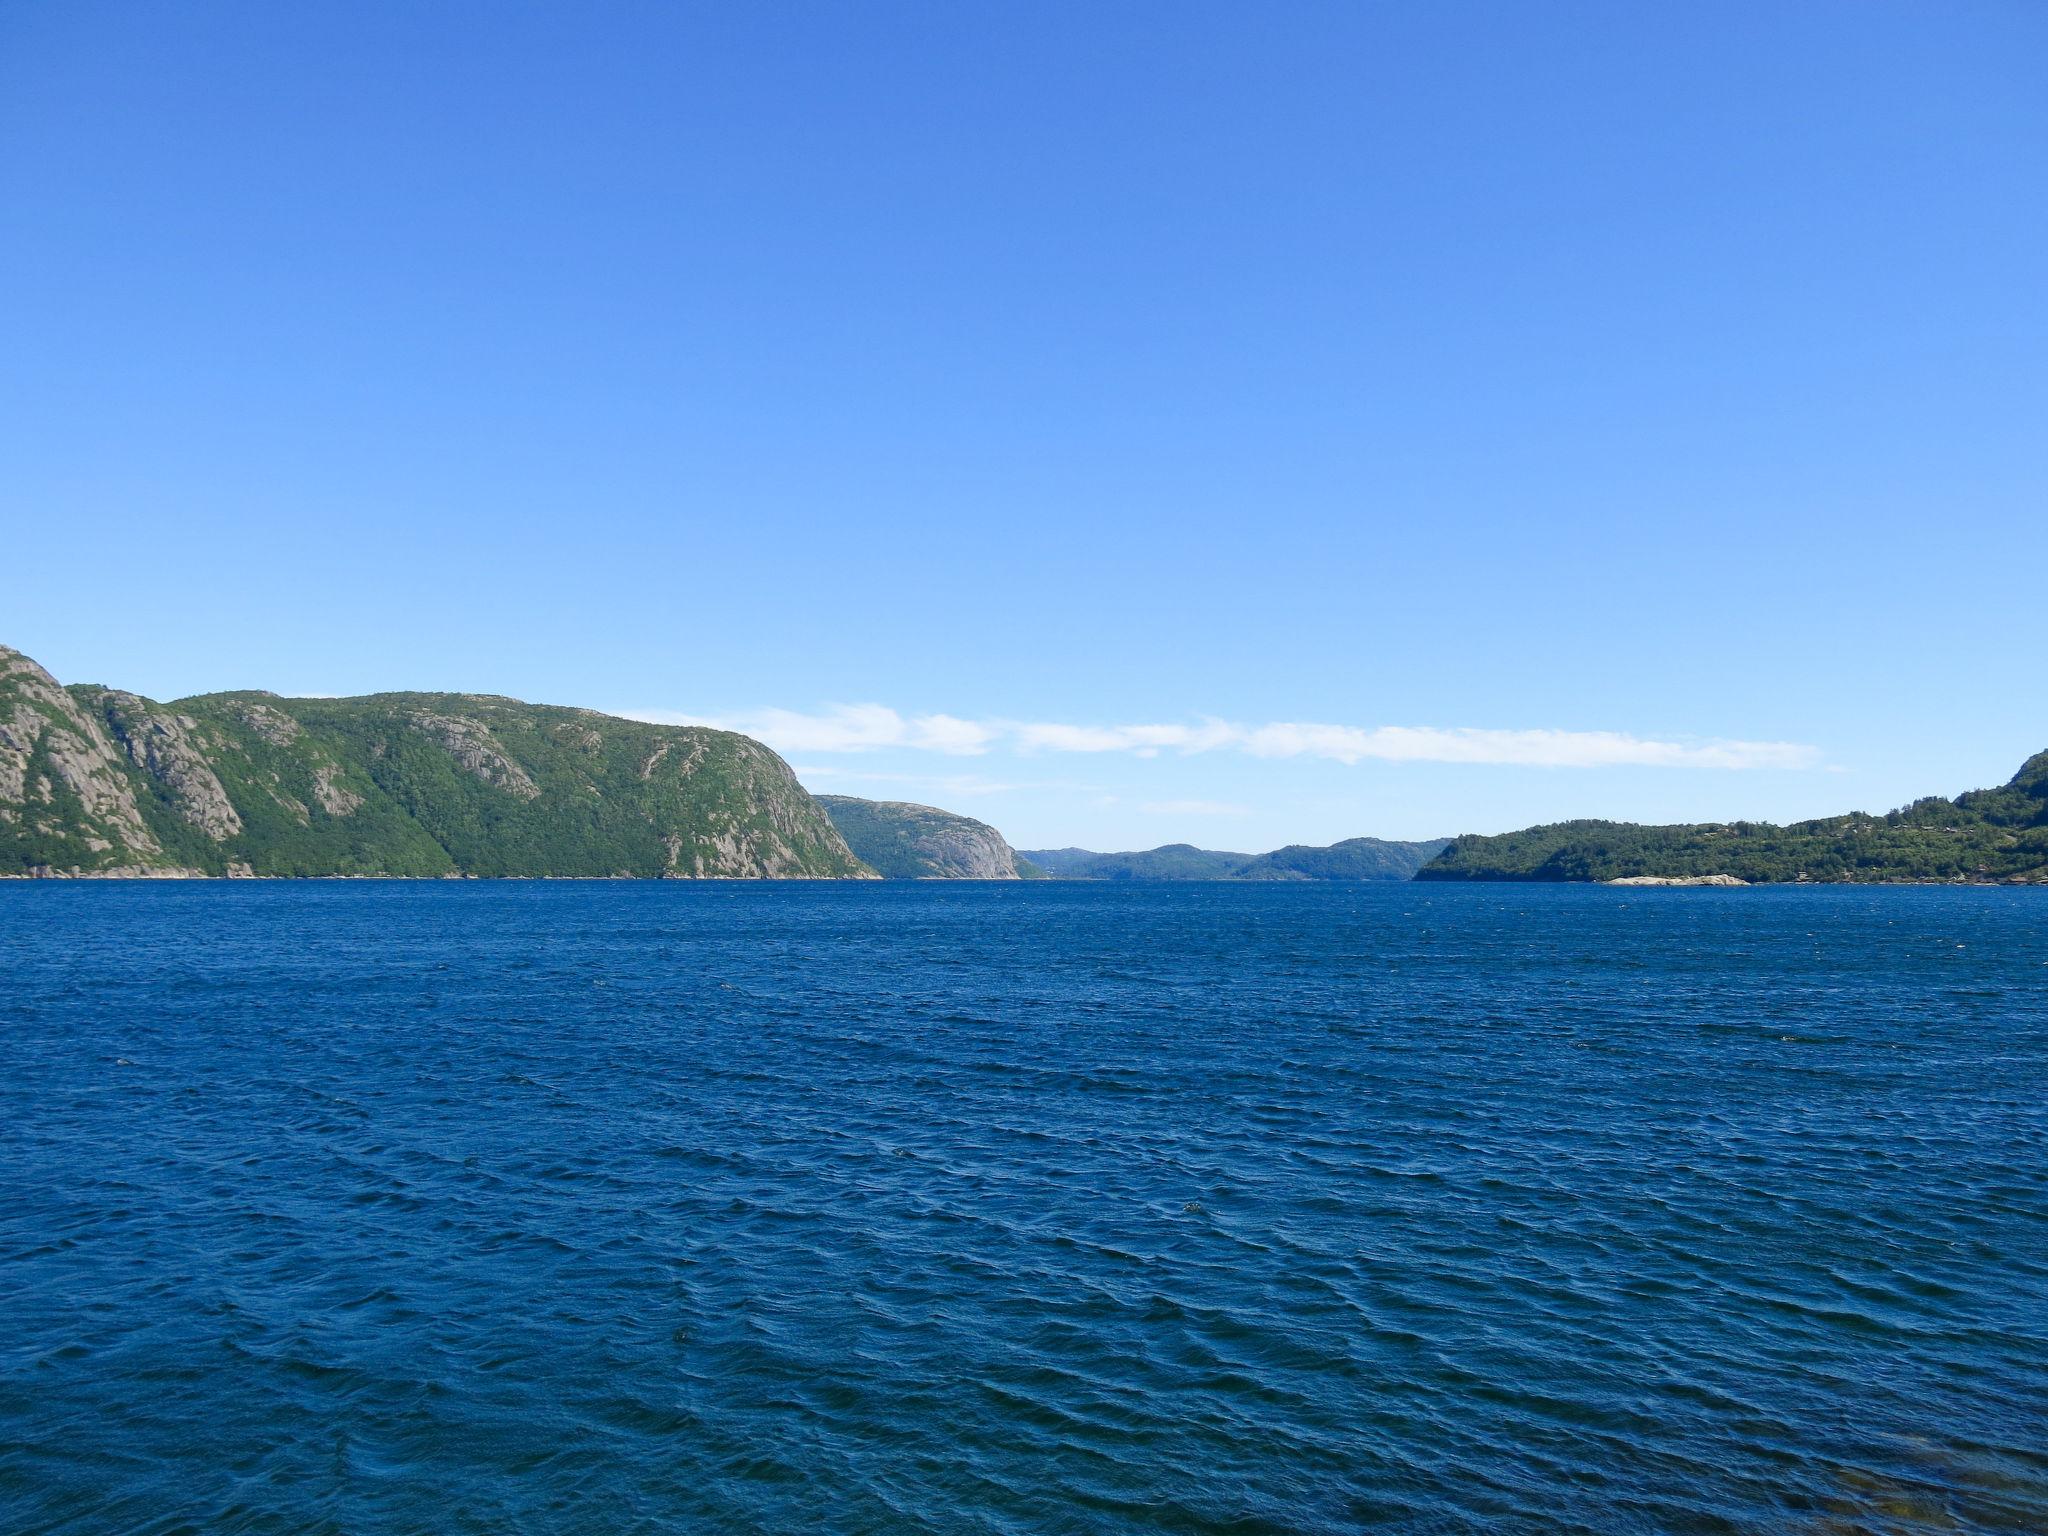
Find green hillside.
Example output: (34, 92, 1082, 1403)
(2, 644, 871, 879)
(1238, 837, 1453, 881)
(1019, 844, 1251, 880)
(1417, 752, 2048, 884)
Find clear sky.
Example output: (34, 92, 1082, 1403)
(4, 2, 2043, 850)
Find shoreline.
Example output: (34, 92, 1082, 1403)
(5, 871, 2041, 887)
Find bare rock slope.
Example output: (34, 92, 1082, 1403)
(816, 795, 1038, 879)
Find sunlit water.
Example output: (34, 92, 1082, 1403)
(2, 882, 2043, 1534)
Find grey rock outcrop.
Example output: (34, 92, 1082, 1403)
(409, 712, 543, 799)
(0, 647, 163, 861)
(311, 764, 363, 817)
(1604, 874, 1748, 887)
(86, 689, 244, 840)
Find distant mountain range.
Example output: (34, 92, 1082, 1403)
(1020, 837, 1452, 882)
(3, 641, 1441, 883)
(12, 641, 2041, 886)
(1419, 751, 2048, 884)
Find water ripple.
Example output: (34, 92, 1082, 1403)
(1, 881, 2044, 1534)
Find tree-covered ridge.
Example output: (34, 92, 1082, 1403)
(816, 796, 1040, 879)
(1, 644, 871, 879)
(1018, 837, 1450, 882)
(1238, 837, 1454, 881)
(1417, 751, 2048, 884)
(1021, 844, 1249, 880)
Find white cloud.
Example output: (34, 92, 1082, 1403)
(1012, 719, 1239, 756)
(911, 714, 1002, 755)
(632, 705, 1820, 771)
(789, 767, 1101, 798)
(1235, 724, 1819, 770)
(631, 704, 997, 756)
(1140, 799, 1252, 816)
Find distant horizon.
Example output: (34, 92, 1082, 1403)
(4, 636, 2038, 850)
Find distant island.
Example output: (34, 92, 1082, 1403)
(1022, 838, 1451, 882)
(1418, 751, 2048, 885)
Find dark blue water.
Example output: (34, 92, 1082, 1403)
(2, 883, 2044, 1534)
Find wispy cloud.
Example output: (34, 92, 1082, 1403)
(641, 704, 998, 755)
(630, 705, 1819, 771)
(1140, 799, 1252, 816)
(788, 766, 1102, 798)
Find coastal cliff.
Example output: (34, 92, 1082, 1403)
(817, 795, 1039, 879)
(1, 644, 872, 879)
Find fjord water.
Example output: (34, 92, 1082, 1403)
(2, 884, 2043, 1535)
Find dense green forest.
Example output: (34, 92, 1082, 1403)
(1417, 751, 2048, 884)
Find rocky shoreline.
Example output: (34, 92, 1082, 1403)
(1604, 874, 1747, 887)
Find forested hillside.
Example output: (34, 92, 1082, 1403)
(1417, 753, 2048, 884)
(1, 644, 871, 879)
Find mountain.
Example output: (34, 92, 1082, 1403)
(816, 796, 1041, 879)
(1238, 837, 1454, 881)
(1417, 752, 2048, 884)
(0, 644, 871, 879)
(1021, 844, 1249, 880)
(1018, 837, 1450, 882)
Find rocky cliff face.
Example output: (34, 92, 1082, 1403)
(0, 644, 872, 879)
(0, 649, 186, 873)
(816, 795, 1033, 879)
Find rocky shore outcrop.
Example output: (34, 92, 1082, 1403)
(1604, 874, 1748, 887)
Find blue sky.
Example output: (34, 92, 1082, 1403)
(4, 2, 2043, 849)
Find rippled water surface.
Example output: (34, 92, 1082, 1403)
(2, 882, 2045, 1534)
